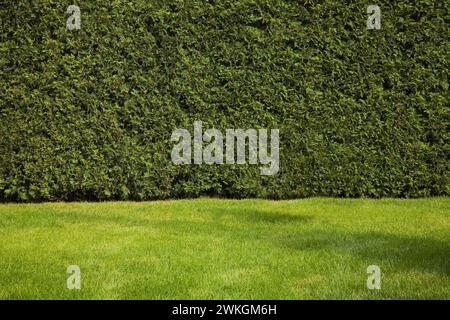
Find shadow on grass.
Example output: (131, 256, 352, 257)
(279, 231, 450, 276)
(209, 207, 312, 224)
(55, 206, 312, 226)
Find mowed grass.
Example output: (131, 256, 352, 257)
(0, 198, 448, 300)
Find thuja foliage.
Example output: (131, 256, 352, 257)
(0, 0, 448, 201)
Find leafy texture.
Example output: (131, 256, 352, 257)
(0, 0, 448, 201)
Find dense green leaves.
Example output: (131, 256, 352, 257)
(0, 0, 448, 201)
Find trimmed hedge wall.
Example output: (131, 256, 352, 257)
(0, 0, 448, 201)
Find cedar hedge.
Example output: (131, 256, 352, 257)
(0, 0, 448, 201)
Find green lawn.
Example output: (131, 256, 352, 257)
(0, 198, 448, 300)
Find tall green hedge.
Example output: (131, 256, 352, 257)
(0, 0, 448, 201)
